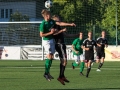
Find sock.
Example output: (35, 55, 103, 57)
(49, 60, 53, 67)
(73, 62, 79, 67)
(86, 67, 91, 76)
(98, 63, 103, 69)
(80, 62, 85, 73)
(45, 59, 50, 75)
(61, 65, 65, 77)
(59, 63, 62, 78)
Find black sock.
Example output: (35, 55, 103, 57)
(98, 63, 103, 69)
(59, 63, 62, 78)
(61, 65, 65, 77)
(86, 67, 91, 76)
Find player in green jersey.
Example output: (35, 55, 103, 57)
(40, 9, 56, 81)
(39, 9, 76, 81)
(71, 32, 85, 75)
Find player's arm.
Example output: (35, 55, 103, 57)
(96, 38, 101, 47)
(53, 28, 66, 35)
(39, 22, 55, 37)
(82, 46, 89, 51)
(40, 29, 55, 37)
(82, 40, 89, 50)
(56, 21, 76, 27)
(94, 41, 97, 50)
(105, 39, 108, 48)
(71, 43, 79, 54)
(72, 39, 79, 54)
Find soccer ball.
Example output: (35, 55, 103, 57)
(45, 0, 53, 8)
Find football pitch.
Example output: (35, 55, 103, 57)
(0, 60, 120, 90)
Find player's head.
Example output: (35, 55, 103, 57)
(101, 31, 106, 38)
(79, 32, 83, 40)
(88, 31, 92, 39)
(41, 9, 51, 20)
(52, 15, 60, 22)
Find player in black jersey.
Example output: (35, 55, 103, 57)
(82, 31, 96, 77)
(96, 31, 108, 71)
(52, 15, 77, 85)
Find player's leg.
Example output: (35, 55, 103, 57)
(86, 60, 92, 78)
(96, 52, 100, 63)
(80, 54, 85, 76)
(55, 44, 66, 85)
(86, 52, 94, 77)
(59, 44, 69, 83)
(47, 42, 55, 79)
(85, 52, 90, 77)
(72, 55, 80, 69)
(97, 52, 105, 71)
(96, 52, 102, 71)
(43, 39, 55, 81)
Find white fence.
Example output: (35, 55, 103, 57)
(0, 45, 74, 60)
(0, 45, 120, 61)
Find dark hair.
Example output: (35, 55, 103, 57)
(51, 15, 59, 19)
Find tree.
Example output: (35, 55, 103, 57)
(52, 0, 120, 45)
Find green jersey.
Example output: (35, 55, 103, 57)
(39, 19, 55, 40)
(72, 38, 84, 55)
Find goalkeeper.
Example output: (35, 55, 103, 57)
(72, 32, 85, 76)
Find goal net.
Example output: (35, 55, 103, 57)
(0, 22, 46, 60)
(0, 0, 119, 60)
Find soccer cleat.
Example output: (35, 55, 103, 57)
(44, 74, 51, 81)
(80, 72, 84, 76)
(96, 69, 101, 71)
(72, 63, 75, 69)
(62, 77, 69, 83)
(57, 78, 65, 85)
(48, 73, 54, 79)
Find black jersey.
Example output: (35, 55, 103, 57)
(96, 37, 108, 51)
(53, 25, 65, 44)
(83, 39, 96, 52)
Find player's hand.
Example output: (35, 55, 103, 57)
(98, 44, 101, 47)
(62, 28, 67, 32)
(50, 28, 55, 34)
(85, 48, 89, 51)
(81, 46, 84, 49)
(75, 51, 79, 54)
(70, 23, 76, 27)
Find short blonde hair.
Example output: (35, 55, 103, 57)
(41, 9, 50, 17)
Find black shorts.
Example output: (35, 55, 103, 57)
(85, 51, 94, 61)
(55, 44, 67, 60)
(96, 51, 105, 59)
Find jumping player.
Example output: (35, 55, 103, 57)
(40, 9, 78, 82)
(52, 15, 77, 85)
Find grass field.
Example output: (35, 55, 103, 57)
(0, 60, 120, 90)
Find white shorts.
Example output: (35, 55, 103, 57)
(73, 54, 85, 63)
(42, 39, 55, 54)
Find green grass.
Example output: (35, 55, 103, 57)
(0, 60, 120, 90)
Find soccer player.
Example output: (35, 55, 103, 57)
(39, 9, 56, 81)
(52, 15, 77, 85)
(39, 10, 76, 82)
(96, 31, 108, 71)
(71, 32, 85, 76)
(82, 31, 96, 77)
